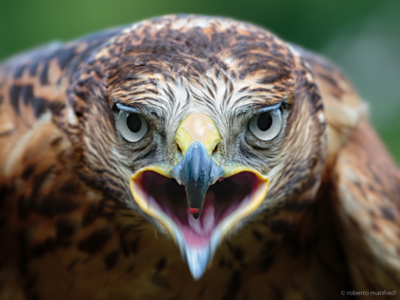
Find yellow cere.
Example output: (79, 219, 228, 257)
(175, 113, 220, 156)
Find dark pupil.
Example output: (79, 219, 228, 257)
(257, 113, 272, 131)
(127, 113, 142, 133)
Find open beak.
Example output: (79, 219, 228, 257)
(130, 114, 269, 279)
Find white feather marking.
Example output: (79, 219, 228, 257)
(66, 105, 78, 126)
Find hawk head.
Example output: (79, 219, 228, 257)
(65, 15, 326, 279)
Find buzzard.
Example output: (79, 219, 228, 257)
(0, 15, 399, 300)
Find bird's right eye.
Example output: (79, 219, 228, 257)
(248, 107, 283, 141)
(117, 110, 148, 142)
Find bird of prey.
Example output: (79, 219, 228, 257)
(0, 14, 399, 300)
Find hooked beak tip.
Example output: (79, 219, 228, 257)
(189, 207, 200, 219)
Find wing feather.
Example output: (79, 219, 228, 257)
(301, 47, 400, 291)
(0, 27, 122, 299)
(333, 120, 400, 291)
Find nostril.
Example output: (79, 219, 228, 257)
(212, 143, 219, 156)
(176, 143, 183, 155)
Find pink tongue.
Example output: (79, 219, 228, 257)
(181, 204, 215, 248)
(182, 227, 210, 247)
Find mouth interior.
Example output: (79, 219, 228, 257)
(135, 171, 262, 248)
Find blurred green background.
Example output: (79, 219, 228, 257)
(1, 0, 399, 163)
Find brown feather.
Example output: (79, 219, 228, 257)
(0, 14, 398, 300)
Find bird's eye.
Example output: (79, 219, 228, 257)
(249, 107, 283, 141)
(117, 110, 148, 142)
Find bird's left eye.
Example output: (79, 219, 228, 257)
(117, 110, 148, 142)
(249, 107, 283, 141)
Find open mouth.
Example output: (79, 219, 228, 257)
(130, 169, 268, 250)
(128, 113, 270, 279)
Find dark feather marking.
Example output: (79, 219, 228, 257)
(155, 257, 166, 273)
(239, 143, 258, 160)
(9, 85, 21, 114)
(164, 86, 175, 103)
(82, 203, 101, 227)
(50, 137, 63, 148)
(56, 47, 76, 70)
(314, 249, 342, 277)
(21, 164, 36, 180)
(380, 206, 396, 222)
(214, 68, 220, 79)
(25, 275, 37, 291)
(258, 74, 287, 85)
(223, 271, 241, 300)
(30, 221, 74, 256)
(130, 237, 140, 254)
(119, 224, 137, 257)
(31, 237, 57, 257)
(269, 220, 292, 235)
(126, 264, 135, 273)
(222, 86, 228, 106)
(234, 95, 250, 105)
(104, 250, 120, 270)
(219, 257, 226, 268)
(136, 146, 157, 161)
(119, 213, 136, 218)
(251, 230, 263, 241)
(260, 256, 274, 273)
(142, 97, 161, 103)
(126, 90, 148, 97)
(29, 61, 40, 76)
(151, 274, 171, 290)
(0, 185, 9, 206)
(267, 283, 283, 300)
(198, 284, 206, 298)
(78, 227, 112, 254)
(32, 98, 49, 118)
(17, 196, 32, 219)
(238, 86, 249, 93)
(74, 90, 89, 101)
(59, 179, 79, 194)
(40, 61, 50, 85)
(283, 199, 313, 212)
(318, 72, 338, 88)
(67, 259, 79, 270)
(56, 219, 76, 240)
(36, 195, 79, 218)
(21, 85, 34, 106)
(17, 166, 54, 219)
(14, 64, 26, 79)
(145, 89, 158, 95)
(19, 229, 30, 276)
(249, 88, 273, 93)
(226, 242, 243, 262)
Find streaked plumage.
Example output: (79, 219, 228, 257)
(0, 15, 399, 300)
